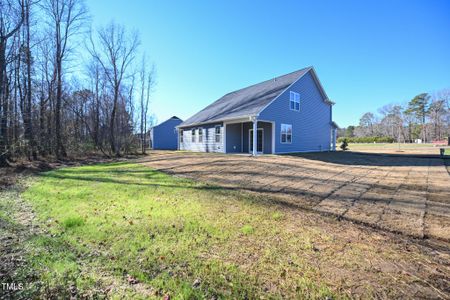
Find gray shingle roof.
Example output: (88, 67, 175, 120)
(179, 67, 311, 127)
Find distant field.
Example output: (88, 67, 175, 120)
(342, 143, 450, 155)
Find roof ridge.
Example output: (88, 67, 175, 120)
(191, 67, 311, 116)
(222, 67, 311, 97)
(179, 66, 313, 127)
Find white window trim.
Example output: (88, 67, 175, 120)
(179, 129, 184, 144)
(280, 123, 292, 144)
(191, 128, 196, 143)
(215, 125, 221, 143)
(289, 91, 300, 112)
(198, 127, 203, 143)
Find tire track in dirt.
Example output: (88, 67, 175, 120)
(313, 165, 378, 216)
(140, 152, 450, 241)
(422, 160, 431, 239)
(374, 163, 427, 238)
(340, 168, 392, 219)
(423, 158, 450, 240)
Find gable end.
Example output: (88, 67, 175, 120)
(257, 67, 332, 117)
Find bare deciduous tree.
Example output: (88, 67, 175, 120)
(0, 0, 24, 165)
(139, 55, 155, 154)
(344, 89, 450, 144)
(42, 0, 88, 158)
(0, 2, 153, 166)
(88, 21, 140, 156)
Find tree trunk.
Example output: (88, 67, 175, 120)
(110, 86, 118, 156)
(53, 11, 66, 159)
(140, 100, 144, 154)
(55, 33, 66, 158)
(48, 90, 54, 155)
(143, 117, 147, 154)
(24, 2, 36, 159)
(39, 91, 47, 156)
(0, 40, 10, 165)
(93, 71, 100, 148)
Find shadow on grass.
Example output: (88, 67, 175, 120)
(139, 150, 447, 168)
(39, 172, 224, 191)
(39, 169, 450, 233)
(284, 151, 447, 167)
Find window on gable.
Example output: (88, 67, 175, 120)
(191, 129, 196, 142)
(215, 125, 221, 143)
(198, 127, 203, 143)
(281, 124, 292, 144)
(290, 91, 300, 111)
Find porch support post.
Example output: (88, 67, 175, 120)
(252, 117, 258, 156)
(223, 123, 227, 153)
(332, 128, 337, 151)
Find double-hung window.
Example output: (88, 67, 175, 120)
(281, 124, 292, 144)
(290, 91, 300, 111)
(180, 129, 184, 143)
(191, 129, 196, 142)
(198, 127, 203, 143)
(215, 125, 221, 143)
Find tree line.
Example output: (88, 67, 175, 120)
(0, 0, 155, 166)
(339, 90, 450, 143)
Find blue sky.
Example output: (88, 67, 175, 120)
(86, 0, 450, 127)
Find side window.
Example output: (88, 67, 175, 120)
(290, 91, 300, 111)
(198, 127, 203, 143)
(191, 129, 196, 142)
(180, 129, 183, 143)
(215, 125, 221, 143)
(281, 124, 292, 144)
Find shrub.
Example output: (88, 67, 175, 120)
(337, 136, 395, 143)
(340, 138, 349, 151)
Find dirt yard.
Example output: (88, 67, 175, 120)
(140, 151, 450, 242)
(2, 154, 449, 298)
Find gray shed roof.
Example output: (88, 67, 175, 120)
(179, 67, 312, 127)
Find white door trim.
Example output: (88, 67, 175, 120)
(249, 128, 264, 154)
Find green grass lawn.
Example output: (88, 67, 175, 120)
(347, 142, 433, 148)
(18, 162, 337, 299)
(342, 142, 450, 155)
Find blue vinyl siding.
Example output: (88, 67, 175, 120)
(259, 71, 332, 153)
(152, 117, 182, 150)
(179, 123, 224, 153)
(225, 123, 242, 153)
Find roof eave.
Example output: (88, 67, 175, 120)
(331, 121, 339, 129)
(176, 115, 257, 128)
(324, 98, 335, 105)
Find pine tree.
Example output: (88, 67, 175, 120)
(405, 93, 430, 142)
